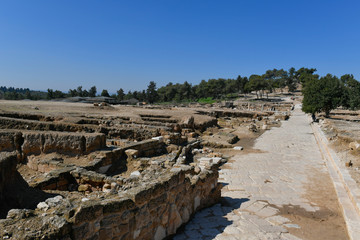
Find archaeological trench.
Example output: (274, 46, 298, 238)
(0, 100, 293, 239)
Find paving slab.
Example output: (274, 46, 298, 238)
(175, 105, 352, 239)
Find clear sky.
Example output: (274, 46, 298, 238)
(0, 0, 359, 93)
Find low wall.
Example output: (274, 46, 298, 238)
(71, 166, 220, 240)
(0, 130, 106, 156)
(0, 163, 222, 240)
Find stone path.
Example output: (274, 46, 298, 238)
(174, 105, 347, 240)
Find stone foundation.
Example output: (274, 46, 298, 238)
(0, 162, 222, 240)
(0, 130, 106, 156)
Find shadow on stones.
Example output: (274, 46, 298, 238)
(0, 169, 58, 219)
(172, 197, 249, 240)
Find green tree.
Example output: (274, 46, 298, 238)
(101, 89, 110, 97)
(25, 90, 32, 99)
(341, 74, 360, 110)
(247, 75, 266, 98)
(76, 86, 83, 97)
(236, 75, 249, 94)
(286, 67, 297, 92)
(302, 74, 344, 117)
(117, 88, 125, 101)
(89, 86, 97, 97)
(53, 90, 65, 98)
(68, 89, 77, 97)
(146, 81, 158, 103)
(296, 68, 318, 87)
(47, 89, 54, 99)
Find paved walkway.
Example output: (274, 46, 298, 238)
(174, 105, 346, 240)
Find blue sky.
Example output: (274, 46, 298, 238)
(0, 0, 359, 92)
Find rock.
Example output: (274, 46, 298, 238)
(188, 132, 197, 138)
(110, 182, 118, 190)
(227, 135, 239, 144)
(81, 198, 89, 202)
(275, 114, 289, 121)
(248, 123, 257, 132)
(173, 124, 182, 133)
(208, 152, 223, 158)
(125, 149, 139, 159)
(45, 195, 63, 208)
(181, 115, 195, 128)
(37, 202, 49, 211)
(166, 144, 179, 153)
(152, 136, 164, 142)
(6, 209, 33, 219)
(78, 184, 91, 192)
(262, 124, 269, 130)
(233, 146, 243, 150)
(130, 171, 141, 177)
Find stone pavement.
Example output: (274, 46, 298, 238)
(174, 105, 345, 240)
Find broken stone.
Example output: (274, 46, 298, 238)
(125, 149, 139, 159)
(130, 171, 141, 177)
(248, 123, 257, 132)
(78, 184, 91, 192)
(227, 134, 239, 144)
(45, 195, 63, 208)
(233, 146, 243, 150)
(181, 115, 195, 129)
(37, 202, 49, 211)
(152, 136, 164, 142)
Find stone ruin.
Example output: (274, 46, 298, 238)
(0, 103, 293, 240)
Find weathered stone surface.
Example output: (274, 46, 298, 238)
(349, 141, 360, 151)
(125, 149, 139, 159)
(181, 115, 195, 129)
(0, 130, 106, 157)
(275, 114, 289, 121)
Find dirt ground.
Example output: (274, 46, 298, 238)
(274, 169, 349, 240)
(0, 99, 215, 124)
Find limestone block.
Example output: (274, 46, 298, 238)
(262, 124, 269, 130)
(152, 136, 164, 142)
(125, 149, 139, 159)
(181, 115, 195, 128)
(233, 146, 243, 151)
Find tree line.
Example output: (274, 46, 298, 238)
(0, 86, 46, 100)
(1, 67, 359, 115)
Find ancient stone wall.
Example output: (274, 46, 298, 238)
(71, 166, 220, 240)
(0, 163, 222, 240)
(0, 130, 106, 156)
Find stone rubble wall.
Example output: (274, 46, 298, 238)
(0, 162, 222, 240)
(0, 116, 164, 141)
(72, 166, 220, 240)
(0, 130, 106, 156)
(28, 139, 166, 190)
(71, 165, 221, 240)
